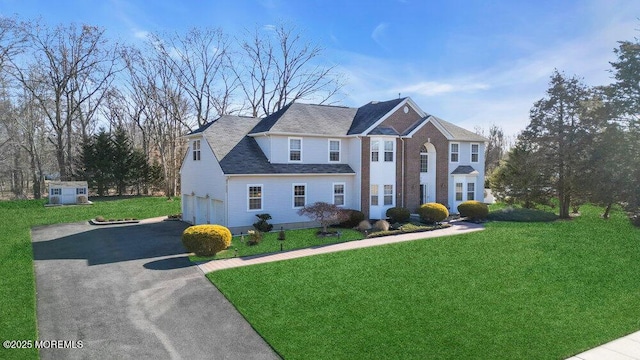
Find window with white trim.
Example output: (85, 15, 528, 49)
(384, 141, 394, 162)
(370, 184, 379, 206)
(248, 185, 263, 211)
(192, 140, 201, 161)
(371, 140, 379, 162)
(51, 188, 61, 195)
(384, 184, 393, 205)
(289, 138, 302, 162)
(420, 145, 428, 173)
(293, 184, 306, 208)
(455, 182, 463, 201)
(329, 140, 340, 162)
(450, 143, 459, 162)
(471, 143, 479, 163)
(467, 182, 475, 201)
(76, 188, 86, 195)
(333, 183, 345, 206)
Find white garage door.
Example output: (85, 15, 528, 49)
(183, 195, 195, 224)
(196, 197, 209, 224)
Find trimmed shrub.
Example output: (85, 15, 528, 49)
(77, 195, 88, 204)
(95, 215, 106, 222)
(386, 207, 410, 223)
(338, 209, 366, 228)
(253, 213, 273, 232)
(457, 200, 489, 221)
(50, 196, 60, 204)
(373, 219, 390, 232)
(357, 219, 372, 232)
(418, 203, 449, 224)
(182, 224, 232, 256)
(248, 230, 262, 245)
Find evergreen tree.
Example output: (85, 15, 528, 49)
(111, 126, 134, 196)
(490, 140, 554, 208)
(521, 70, 597, 218)
(90, 129, 114, 196)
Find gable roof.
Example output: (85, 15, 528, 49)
(347, 98, 406, 135)
(451, 165, 479, 175)
(434, 116, 488, 142)
(191, 115, 261, 162)
(249, 102, 357, 136)
(193, 115, 354, 175)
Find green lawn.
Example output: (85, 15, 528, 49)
(0, 197, 181, 360)
(209, 205, 640, 359)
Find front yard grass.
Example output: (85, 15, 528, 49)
(0, 197, 181, 360)
(209, 204, 640, 359)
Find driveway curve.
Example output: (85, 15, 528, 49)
(31, 219, 279, 360)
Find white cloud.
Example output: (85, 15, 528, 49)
(371, 22, 389, 49)
(397, 81, 490, 97)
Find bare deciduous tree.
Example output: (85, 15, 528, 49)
(235, 23, 343, 117)
(8, 21, 119, 180)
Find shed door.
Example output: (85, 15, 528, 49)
(61, 188, 76, 204)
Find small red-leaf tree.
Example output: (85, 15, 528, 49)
(297, 201, 348, 233)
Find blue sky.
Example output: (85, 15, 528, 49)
(2, 0, 639, 137)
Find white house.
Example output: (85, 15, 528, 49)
(180, 97, 487, 232)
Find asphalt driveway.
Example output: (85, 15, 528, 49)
(31, 219, 279, 360)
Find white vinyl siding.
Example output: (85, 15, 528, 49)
(293, 184, 306, 208)
(248, 185, 263, 211)
(333, 182, 345, 206)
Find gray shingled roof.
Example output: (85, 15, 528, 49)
(195, 116, 355, 175)
(198, 115, 262, 162)
(348, 98, 406, 135)
(434, 116, 488, 142)
(369, 126, 400, 136)
(451, 165, 479, 175)
(249, 103, 357, 136)
(219, 137, 355, 174)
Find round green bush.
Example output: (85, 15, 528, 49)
(339, 209, 366, 228)
(386, 207, 410, 223)
(417, 203, 449, 224)
(182, 224, 232, 256)
(457, 200, 489, 220)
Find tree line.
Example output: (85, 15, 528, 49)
(490, 38, 640, 220)
(0, 17, 342, 199)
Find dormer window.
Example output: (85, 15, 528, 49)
(329, 139, 340, 162)
(192, 140, 201, 161)
(289, 138, 302, 162)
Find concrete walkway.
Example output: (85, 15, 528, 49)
(567, 331, 640, 360)
(198, 221, 484, 273)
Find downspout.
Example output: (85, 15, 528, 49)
(400, 137, 405, 208)
(225, 176, 229, 228)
